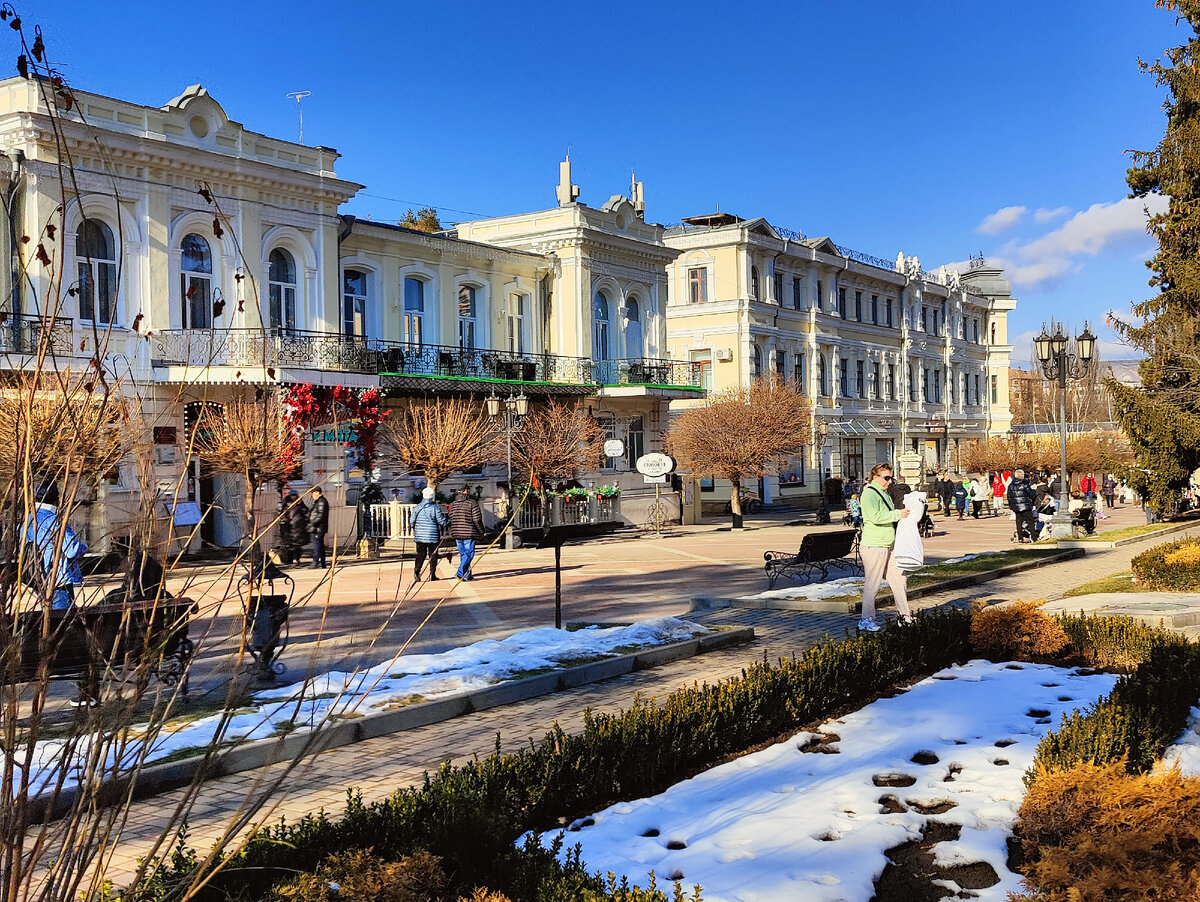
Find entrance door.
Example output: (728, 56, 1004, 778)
(923, 439, 940, 473)
(187, 458, 217, 547)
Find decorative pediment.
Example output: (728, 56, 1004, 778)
(805, 236, 840, 256)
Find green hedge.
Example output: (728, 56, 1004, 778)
(145, 610, 971, 902)
(1033, 616, 1200, 777)
(1130, 537, 1200, 590)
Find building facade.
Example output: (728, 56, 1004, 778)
(662, 213, 1016, 507)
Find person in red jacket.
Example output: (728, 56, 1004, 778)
(991, 470, 1009, 517)
(1080, 472, 1097, 500)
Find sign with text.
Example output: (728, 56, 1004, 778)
(636, 452, 675, 478)
(603, 439, 625, 458)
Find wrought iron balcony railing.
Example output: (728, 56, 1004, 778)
(0, 313, 74, 356)
(596, 357, 704, 389)
(151, 328, 706, 391)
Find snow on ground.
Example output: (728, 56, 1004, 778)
(536, 660, 1117, 902)
(27, 617, 709, 795)
(1162, 705, 1200, 776)
(739, 552, 1006, 602)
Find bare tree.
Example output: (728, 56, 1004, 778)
(192, 393, 297, 545)
(668, 378, 810, 527)
(509, 401, 603, 512)
(380, 397, 500, 493)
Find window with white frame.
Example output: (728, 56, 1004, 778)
(752, 344, 763, 379)
(792, 277, 802, 309)
(267, 248, 297, 332)
(507, 293, 527, 353)
(856, 360, 865, 398)
(403, 276, 425, 346)
(625, 297, 643, 359)
(77, 219, 118, 324)
(689, 349, 713, 391)
(794, 352, 806, 392)
(840, 358, 849, 397)
(819, 353, 828, 395)
(343, 269, 368, 338)
(854, 290, 862, 321)
(688, 266, 708, 303)
(625, 416, 645, 468)
(775, 349, 786, 378)
(751, 266, 760, 301)
(975, 373, 981, 406)
(593, 290, 611, 360)
(887, 362, 895, 400)
(458, 285, 477, 350)
(872, 361, 880, 399)
(597, 414, 619, 470)
(774, 272, 784, 305)
(180, 233, 213, 329)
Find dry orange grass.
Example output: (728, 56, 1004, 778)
(968, 601, 1069, 661)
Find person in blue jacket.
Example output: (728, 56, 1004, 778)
(411, 486, 450, 582)
(25, 482, 87, 610)
(953, 480, 969, 520)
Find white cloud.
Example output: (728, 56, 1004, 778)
(976, 205, 1029, 235)
(1034, 206, 1072, 223)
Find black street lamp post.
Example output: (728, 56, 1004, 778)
(1033, 321, 1096, 539)
(487, 391, 528, 543)
(813, 421, 831, 525)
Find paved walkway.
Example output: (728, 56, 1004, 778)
(92, 505, 1191, 886)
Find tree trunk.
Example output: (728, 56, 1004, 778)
(730, 476, 743, 530)
(243, 471, 258, 550)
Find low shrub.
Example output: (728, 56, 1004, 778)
(268, 849, 447, 902)
(969, 601, 1069, 661)
(1130, 537, 1200, 590)
(1012, 760, 1200, 901)
(160, 610, 971, 902)
(1056, 612, 1183, 671)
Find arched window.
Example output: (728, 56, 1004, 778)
(458, 284, 477, 349)
(593, 290, 610, 361)
(77, 219, 117, 324)
(403, 276, 425, 346)
(267, 248, 297, 331)
(624, 297, 643, 359)
(180, 233, 213, 329)
(344, 269, 368, 338)
(751, 266, 760, 301)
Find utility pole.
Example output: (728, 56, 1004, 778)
(285, 91, 311, 144)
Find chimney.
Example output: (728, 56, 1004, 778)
(556, 154, 580, 206)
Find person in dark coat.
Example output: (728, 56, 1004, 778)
(952, 480, 969, 519)
(308, 487, 330, 568)
(887, 476, 912, 508)
(824, 469, 844, 507)
(447, 487, 485, 580)
(1008, 468, 1037, 542)
(282, 490, 309, 564)
(937, 471, 955, 517)
(411, 486, 450, 581)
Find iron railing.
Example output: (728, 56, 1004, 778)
(498, 495, 621, 531)
(152, 328, 704, 390)
(0, 313, 74, 356)
(597, 357, 703, 388)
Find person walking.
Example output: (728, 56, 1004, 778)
(991, 470, 1009, 516)
(25, 482, 88, 612)
(411, 486, 450, 582)
(857, 463, 913, 632)
(938, 471, 955, 517)
(953, 479, 969, 520)
(448, 487, 485, 580)
(308, 486, 329, 568)
(1008, 468, 1037, 542)
(1103, 473, 1117, 509)
(1080, 472, 1097, 501)
(968, 475, 987, 519)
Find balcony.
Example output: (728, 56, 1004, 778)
(595, 358, 704, 391)
(378, 342, 595, 386)
(0, 313, 74, 358)
(151, 328, 379, 375)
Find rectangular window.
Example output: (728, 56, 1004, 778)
(886, 297, 894, 327)
(838, 286, 846, 318)
(775, 349, 787, 378)
(598, 415, 619, 471)
(506, 294, 526, 353)
(839, 358, 849, 397)
(774, 272, 784, 305)
(933, 368, 942, 403)
(991, 374, 998, 405)
(887, 363, 895, 401)
(922, 367, 930, 402)
(688, 349, 713, 391)
(626, 416, 645, 469)
(792, 277, 802, 310)
(921, 306, 928, 332)
(842, 438, 864, 482)
(908, 365, 916, 402)
(688, 267, 708, 304)
(794, 352, 806, 393)
(820, 354, 829, 395)
(871, 294, 879, 325)
(950, 372, 957, 405)
(458, 285, 477, 350)
(343, 271, 368, 338)
(856, 360, 865, 398)
(973, 319, 980, 343)
(872, 361, 881, 399)
(854, 290, 863, 322)
(963, 373, 970, 406)
(975, 374, 982, 407)
(815, 279, 823, 311)
(403, 276, 424, 346)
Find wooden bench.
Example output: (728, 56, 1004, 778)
(763, 528, 863, 589)
(4, 597, 198, 693)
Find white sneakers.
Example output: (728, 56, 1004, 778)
(857, 618, 880, 632)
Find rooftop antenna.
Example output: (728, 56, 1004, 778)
(285, 91, 311, 143)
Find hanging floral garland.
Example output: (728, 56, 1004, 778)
(282, 384, 389, 471)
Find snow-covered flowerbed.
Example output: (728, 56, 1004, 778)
(536, 660, 1117, 902)
(28, 617, 709, 794)
(1162, 704, 1200, 776)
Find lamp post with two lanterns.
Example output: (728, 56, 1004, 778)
(486, 391, 529, 538)
(1033, 321, 1096, 539)
(813, 420, 831, 525)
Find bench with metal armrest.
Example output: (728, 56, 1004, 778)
(763, 528, 863, 589)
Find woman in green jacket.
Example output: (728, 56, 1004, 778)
(857, 462, 913, 631)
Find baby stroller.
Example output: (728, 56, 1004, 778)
(917, 509, 936, 538)
(236, 550, 294, 681)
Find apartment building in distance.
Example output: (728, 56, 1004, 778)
(662, 212, 1016, 508)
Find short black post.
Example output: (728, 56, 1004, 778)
(554, 542, 562, 629)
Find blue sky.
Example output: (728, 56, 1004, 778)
(38, 0, 1182, 363)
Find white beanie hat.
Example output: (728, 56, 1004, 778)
(421, 486, 435, 500)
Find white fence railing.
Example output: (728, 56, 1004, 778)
(495, 495, 621, 530)
(365, 502, 417, 540)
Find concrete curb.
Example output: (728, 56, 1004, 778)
(31, 626, 755, 822)
(1056, 520, 1196, 549)
(695, 549, 1087, 614)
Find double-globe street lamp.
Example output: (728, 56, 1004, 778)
(813, 420, 831, 525)
(486, 391, 529, 539)
(1033, 321, 1096, 539)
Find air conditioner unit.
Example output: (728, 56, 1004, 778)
(153, 446, 177, 466)
(714, 348, 733, 362)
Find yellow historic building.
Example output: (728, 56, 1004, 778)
(663, 212, 1016, 507)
